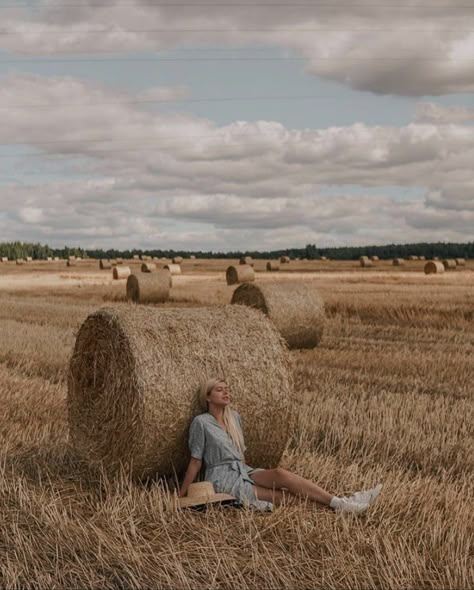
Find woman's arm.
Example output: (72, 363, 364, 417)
(178, 457, 202, 497)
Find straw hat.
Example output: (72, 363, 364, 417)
(177, 482, 236, 509)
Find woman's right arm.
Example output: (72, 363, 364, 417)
(178, 457, 202, 497)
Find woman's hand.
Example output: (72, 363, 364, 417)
(179, 457, 203, 497)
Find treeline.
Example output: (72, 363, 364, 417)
(1, 241, 472, 261)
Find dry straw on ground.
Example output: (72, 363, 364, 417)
(280, 256, 290, 263)
(126, 271, 170, 304)
(113, 266, 131, 280)
(442, 259, 457, 270)
(424, 261, 445, 274)
(359, 256, 373, 268)
(231, 282, 325, 349)
(164, 264, 182, 275)
(67, 305, 293, 479)
(99, 259, 112, 270)
(266, 261, 280, 271)
(393, 258, 405, 266)
(226, 264, 255, 285)
(141, 262, 157, 273)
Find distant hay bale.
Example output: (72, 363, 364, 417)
(239, 256, 254, 267)
(67, 260, 77, 267)
(442, 259, 457, 270)
(418, 256, 426, 261)
(76, 256, 82, 261)
(320, 256, 327, 261)
(110, 259, 118, 267)
(1, 257, 8, 262)
(54, 257, 60, 261)
(100, 259, 112, 270)
(67, 305, 293, 479)
(126, 271, 170, 304)
(164, 263, 182, 275)
(113, 266, 131, 280)
(408, 255, 418, 261)
(116, 258, 123, 265)
(280, 256, 290, 264)
(369, 255, 379, 261)
(141, 262, 157, 273)
(172, 256, 183, 264)
(359, 256, 373, 268)
(133, 255, 140, 260)
(424, 261, 445, 274)
(68, 256, 76, 261)
(26, 256, 33, 262)
(46, 256, 52, 261)
(141, 255, 151, 261)
(190, 255, 196, 260)
(266, 261, 280, 271)
(455, 258, 466, 266)
(393, 258, 405, 266)
(432, 257, 439, 261)
(16, 259, 25, 265)
(231, 282, 325, 349)
(226, 264, 255, 285)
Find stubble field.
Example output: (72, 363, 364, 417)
(0, 258, 473, 589)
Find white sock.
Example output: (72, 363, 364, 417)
(329, 496, 342, 510)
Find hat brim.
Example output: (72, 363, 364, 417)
(178, 493, 237, 509)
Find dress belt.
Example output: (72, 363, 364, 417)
(206, 460, 250, 479)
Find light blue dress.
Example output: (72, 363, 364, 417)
(188, 409, 273, 512)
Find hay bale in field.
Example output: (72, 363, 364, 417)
(190, 255, 196, 260)
(141, 262, 157, 273)
(393, 258, 405, 266)
(141, 255, 151, 261)
(126, 271, 170, 304)
(16, 259, 25, 265)
(280, 256, 290, 263)
(172, 256, 183, 264)
(408, 255, 418, 261)
(164, 263, 182, 275)
(231, 282, 325, 349)
(359, 256, 373, 268)
(68, 255, 76, 261)
(1, 257, 8, 262)
(116, 258, 123, 265)
(67, 260, 76, 267)
(424, 261, 445, 274)
(442, 259, 457, 270)
(418, 256, 426, 261)
(113, 265, 131, 280)
(100, 259, 112, 270)
(133, 255, 140, 260)
(369, 255, 379, 261)
(67, 305, 294, 478)
(54, 256, 60, 261)
(266, 261, 280, 271)
(226, 264, 255, 285)
(46, 256, 52, 261)
(239, 256, 254, 267)
(110, 259, 118, 266)
(432, 256, 439, 261)
(455, 258, 466, 266)
(26, 256, 33, 262)
(320, 256, 327, 261)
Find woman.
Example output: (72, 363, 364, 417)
(179, 378, 382, 513)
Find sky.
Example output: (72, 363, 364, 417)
(0, 1, 473, 251)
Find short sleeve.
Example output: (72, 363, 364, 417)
(188, 417, 205, 460)
(234, 410, 247, 453)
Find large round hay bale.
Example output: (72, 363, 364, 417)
(172, 256, 183, 264)
(110, 259, 118, 267)
(393, 258, 405, 266)
(231, 282, 325, 349)
(26, 256, 33, 262)
(442, 259, 457, 270)
(1, 257, 8, 262)
(141, 262, 157, 273)
(226, 264, 255, 285)
(100, 259, 112, 270)
(164, 263, 181, 275)
(240, 256, 254, 267)
(113, 265, 131, 280)
(359, 256, 373, 268)
(67, 305, 294, 478)
(280, 256, 290, 264)
(16, 259, 25, 265)
(369, 255, 379, 261)
(455, 258, 466, 266)
(126, 271, 170, 304)
(266, 261, 280, 271)
(424, 261, 445, 274)
(141, 255, 151, 261)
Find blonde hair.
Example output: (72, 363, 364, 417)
(199, 378, 245, 458)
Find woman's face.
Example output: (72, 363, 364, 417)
(207, 381, 231, 407)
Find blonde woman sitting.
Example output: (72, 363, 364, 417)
(179, 378, 381, 513)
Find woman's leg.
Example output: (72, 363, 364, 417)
(250, 467, 333, 505)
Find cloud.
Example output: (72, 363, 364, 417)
(415, 102, 474, 125)
(2, 1, 474, 95)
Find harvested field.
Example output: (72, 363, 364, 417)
(0, 258, 473, 589)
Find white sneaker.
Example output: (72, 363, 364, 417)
(350, 484, 382, 506)
(330, 496, 370, 514)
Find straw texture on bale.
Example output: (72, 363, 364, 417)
(113, 265, 131, 280)
(231, 282, 325, 349)
(424, 261, 445, 274)
(455, 258, 466, 266)
(226, 264, 255, 285)
(67, 305, 294, 478)
(239, 256, 254, 267)
(393, 258, 405, 266)
(126, 271, 170, 304)
(359, 256, 373, 268)
(280, 256, 290, 263)
(442, 259, 457, 270)
(141, 262, 157, 273)
(266, 261, 280, 271)
(164, 263, 182, 275)
(100, 259, 112, 270)
(369, 255, 379, 261)
(172, 256, 183, 264)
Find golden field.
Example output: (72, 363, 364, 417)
(0, 257, 473, 589)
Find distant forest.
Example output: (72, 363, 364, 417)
(0, 240, 472, 261)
